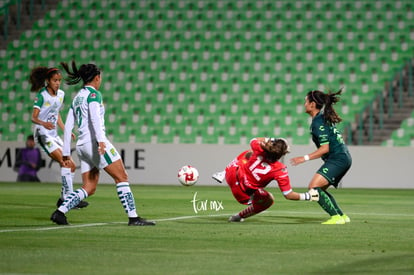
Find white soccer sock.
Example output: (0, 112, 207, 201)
(61, 167, 74, 200)
(116, 182, 138, 218)
(58, 188, 88, 213)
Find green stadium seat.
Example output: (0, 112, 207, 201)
(1, 0, 412, 145)
(390, 130, 411, 146)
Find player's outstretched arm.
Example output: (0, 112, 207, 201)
(284, 189, 319, 201)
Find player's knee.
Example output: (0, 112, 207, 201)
(105, 160, 129, 183)
(253, 189, 274, 207)
(313, 187, 325, 194)
(113, 172, 128, 183)
(63, 160, 76, 171)
(69, 160, 76, 172)
(237, 197, 251, 205)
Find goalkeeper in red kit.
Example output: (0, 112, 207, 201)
(212, 137, 319, 222)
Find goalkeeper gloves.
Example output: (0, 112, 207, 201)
(307, 188, 319, 201)
(299, 189, 320, 201)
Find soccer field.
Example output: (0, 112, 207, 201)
(0, 182, 413, 275)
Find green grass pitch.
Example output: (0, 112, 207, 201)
(0, 182, 413, 274)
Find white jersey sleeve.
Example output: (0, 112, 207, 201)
(63, 107, 75, 156)
(71, 86, 106, 145)
(89, 101, 106, 142)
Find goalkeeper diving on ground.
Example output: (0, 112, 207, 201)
(212, 137, 319, 222)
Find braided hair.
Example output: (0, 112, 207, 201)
(29, 67, 60, 92)
(60, 60, 101, 86)
(307, 88, 343, 125)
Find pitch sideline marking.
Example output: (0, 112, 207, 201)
(1, 211, 413, 233)
(0, 213, 231, 233)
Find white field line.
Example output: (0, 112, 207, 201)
(0, 213, 231, 233)
(1, 210, 413, 233)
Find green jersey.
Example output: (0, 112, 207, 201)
(310, 112, 349, 161)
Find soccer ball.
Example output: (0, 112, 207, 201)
(177, 165, 199, 186)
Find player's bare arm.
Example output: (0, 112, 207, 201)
(289, 144, 329, 166)
(31, 108, 55, 130)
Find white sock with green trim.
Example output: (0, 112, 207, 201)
(61, 167, 73, 200)
(58, 188, 88, 213)
(116, 182, 138, 218)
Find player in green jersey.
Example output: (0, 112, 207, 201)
(290, 89, 352, 225)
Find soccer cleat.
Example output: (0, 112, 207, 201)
(212, 171, 225, 183)
(76, 200, 89, 209)
(56, 198, 89, 209)
(56, 198, 63, 207)
(228, 214, 244, 222)
(321, 215, 345, 225)
(342, 214, 351, 223)
(50, 210, 69, 225)
(128, 217, 156, 226)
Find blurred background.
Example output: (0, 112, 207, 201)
(1, 0, 413, 147)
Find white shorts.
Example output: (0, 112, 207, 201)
(35, 132, 63, 155)
(76, 140, 121, 173)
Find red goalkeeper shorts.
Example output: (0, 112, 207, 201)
(225, 164, 252, 205)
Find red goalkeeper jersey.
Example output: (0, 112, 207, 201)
(237, 138, 292, 194)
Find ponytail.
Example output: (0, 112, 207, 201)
(307, 88, 343, 125)
(60, 60, 101, 86)
(324, 88, 343, 125)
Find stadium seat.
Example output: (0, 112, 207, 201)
(1, 0, 412, 146)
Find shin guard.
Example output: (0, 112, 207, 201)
(315, 187, 339, 216)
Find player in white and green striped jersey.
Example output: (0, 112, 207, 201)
(50, 61, 155, 226)
(29, 66, 88, 209)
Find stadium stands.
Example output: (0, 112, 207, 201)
(383, 111, 414, 146)
(1, 0, 413, 145)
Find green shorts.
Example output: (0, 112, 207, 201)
(317, 152, 352, 187)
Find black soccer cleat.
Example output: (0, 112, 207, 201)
(56, 198, 89, 209)
(76, 200, 89, 209)
(128, 217, 156, 226)
(56, 198, 63, 208)
(50, 210, 69, 225)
